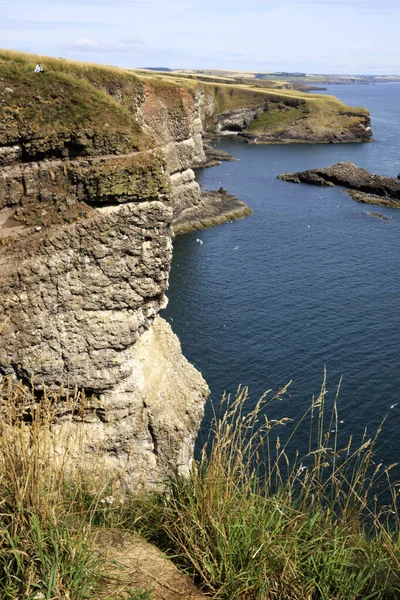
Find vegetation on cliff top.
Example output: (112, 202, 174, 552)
(170, 68, 400, 86)
(138, 65, 370, 140)
(0, 49, 152, 155)
(0, 376, 399, 599)
(0, 49, 371, 154)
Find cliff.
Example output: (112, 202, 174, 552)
(0, 50, 212, 489)
(140, 69, 372, 144)
(201, 86, 371, 143)
(0, 50, 372, 488)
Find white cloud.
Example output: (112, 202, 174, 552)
(67, 37, 145, 53)
(1, 0, 400, 74)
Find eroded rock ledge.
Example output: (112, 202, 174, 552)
(278, 162, 400, 208)
(173, 189, 252, 235)
(194, 140, 236, 168)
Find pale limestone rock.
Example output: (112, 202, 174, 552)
(0, 199, 173, 390)
(0, 79, 216, 490)
(0, 144, 22, 166)
(137, 84, 206, 217)
(59, 317, 209, 489)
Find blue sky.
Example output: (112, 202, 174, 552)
(1, 0, 399, 74)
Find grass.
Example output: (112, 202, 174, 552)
(0, 379, 152, 599)
(0, 381, 94, 599)
(0, 48, 371, 151)
(0, 49, 151, 155)
(246, 105, 308, 133)
(135, 379, 400, 599)
(1, 372, 398, 599)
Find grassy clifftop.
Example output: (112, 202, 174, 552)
(136, 66, 372, 142)
(0, 49, 152, 157)
(0, 49, 372, 158)
(199, 81, 370, 142)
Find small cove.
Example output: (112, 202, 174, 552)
(164, 83, 400, 476)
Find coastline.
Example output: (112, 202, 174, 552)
(173, 189, 252, 235)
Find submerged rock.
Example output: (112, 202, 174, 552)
(365, 211, 390, 220)
(346, 190, 400, 208)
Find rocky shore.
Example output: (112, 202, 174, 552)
(173, 188, 252, 235)
(278, 161, 400, 208)
(194, 140, 236, 168)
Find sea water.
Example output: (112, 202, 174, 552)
(164, 84, 400, 475)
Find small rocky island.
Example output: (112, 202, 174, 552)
(278, 161, 400, 208)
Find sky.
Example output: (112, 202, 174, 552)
(1, 0, 399, 75)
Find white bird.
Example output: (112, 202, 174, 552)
(390, 403, 398, 409)
(196, 239, 203, 245)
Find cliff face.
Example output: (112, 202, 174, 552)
(0, 151, 209, 488)
(0, 51, 211, 489)
(195, 85, 372, 144)
(136, 83, 205, 217)
(0, 50, 373, 488)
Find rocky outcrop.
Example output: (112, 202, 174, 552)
(0, 55, 215, 489)
(197, 87, 372, 144)
(0, 142, 210, 488)
(55, 317, 209, 489)
(194, 140, 236, 168)
(173, 189, 252, 235)
(0, 170, 170, 386)
(0, 150, 209, 488)
(278, 162, 400, 208)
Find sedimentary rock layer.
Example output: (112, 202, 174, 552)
(0, 50, 372, 488)
(0, 55, 214, 489)
(173, 189, 252, 235)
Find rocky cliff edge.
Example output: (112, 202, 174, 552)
(0, 50, 372, 488)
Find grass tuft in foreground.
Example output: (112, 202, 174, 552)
(0, 379, 149, 600)
(0, 375, 399, 599)
(137, 378, 400, 599)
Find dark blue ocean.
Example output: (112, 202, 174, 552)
(164, 84, 400, 475)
